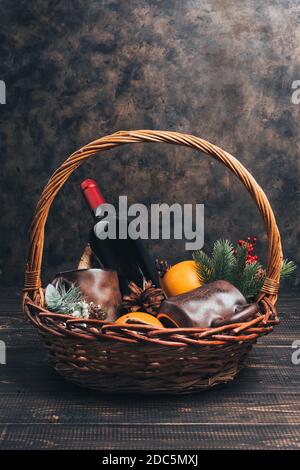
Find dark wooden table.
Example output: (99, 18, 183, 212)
(0, 288, 299, 450)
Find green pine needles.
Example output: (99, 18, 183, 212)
(193, 240, 296, 302)
(45, 282, 83, 314)
(280, 259, 298, 279)
(45, 279, 107, 319)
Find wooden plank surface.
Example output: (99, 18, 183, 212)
(0, 288, 299, 449)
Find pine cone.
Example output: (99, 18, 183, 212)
(122, 279, 165, 315)
(155, 259, 171, 278)
(88, 303, 107, 320)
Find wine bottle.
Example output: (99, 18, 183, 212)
(80, 178, 159, 294)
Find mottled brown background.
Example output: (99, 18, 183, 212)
(0, 0, 299, 288)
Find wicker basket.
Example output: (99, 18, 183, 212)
(23, 130, 283, 394)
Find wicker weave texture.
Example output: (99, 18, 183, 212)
(22, 130, 283, 393)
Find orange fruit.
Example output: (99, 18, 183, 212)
(115, 312, 164, 327)
(160, 260, 202, 297)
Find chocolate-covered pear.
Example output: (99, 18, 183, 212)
(158, 280, 258, 328)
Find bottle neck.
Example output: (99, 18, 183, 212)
(80, 179, 106, 215)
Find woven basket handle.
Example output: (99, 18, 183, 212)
(23, 130, 283, 308)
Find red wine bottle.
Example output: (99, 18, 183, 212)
(80, 179, 159, 294)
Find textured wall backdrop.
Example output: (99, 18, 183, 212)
(0, 0, 299, 287)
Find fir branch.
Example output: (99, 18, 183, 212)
(61, 286, 82, 305)
(45, 281, 83, 314)
(193, 239, 297, 303)
(238, 262, 265, 301)
(211, 239, 235, 282)
(280, 259, 297, 279)
(193, 249, 213, 283)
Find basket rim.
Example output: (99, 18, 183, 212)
(24, 296, 278, 347)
